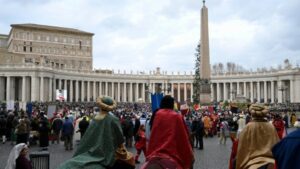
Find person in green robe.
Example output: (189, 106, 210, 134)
(58, 96, 135, 169)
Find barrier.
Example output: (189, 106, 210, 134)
(29, 151, 50, 169)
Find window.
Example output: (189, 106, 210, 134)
(54, 37, 58, 42)
(30, 42, 32, 52)
(23, 42, 26, 52)
(79, 40, 82, 50)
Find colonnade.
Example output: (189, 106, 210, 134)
(0, 76, 194, 103)
(211, 79, 295, 103)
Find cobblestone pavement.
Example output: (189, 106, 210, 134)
(3, 128, 296, 169)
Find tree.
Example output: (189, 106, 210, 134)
(193, 41, 201, 104)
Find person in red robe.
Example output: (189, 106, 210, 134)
(141, 95, 194, 169)
(272, 113, 286, 139)
(134, 124, 147, 164)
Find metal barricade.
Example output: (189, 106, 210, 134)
(29, 151, 50, 169)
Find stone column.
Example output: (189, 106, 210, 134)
(99, 81, 102, 96)
(22, 76, 26, 102)
(40, 76, 44, 102)
(63, 79, 67, 91)
(237, 82, 240, 95)
(142, 83, 145, 102)
(129, 83, 133, 102)
(250, 82, 254, 102)
(243, 82, 247, 98)
(49, 78, 52, 102)
(177, 83, 181, 102)
(290, 79, 294, 103)
(257, 82, 260, 102)
(190, 83, 193, 102)
(184, 83, 187, 101)
(123, 82, 127, 102)
(70, 80, 73, 102)
(152, 83, 155, 94)
(6, 76, 11, 101)
(117, 82, 120, 102)
(264, 81, 267, 103)
(105, 82, 108, 96)
(216, 83, 220, 101)
(75, 80, 79, 102)
(230, 82, 233, 101)
(278, 80, 283, 103)
(81, 81, 84, 102)
(171, 83, 174, 97)
(53, 78, 56, 101)
(223, 83, 227, 101)
(87, 81, 90, 101)
(31, 76, 36, 101)
(135, 83, 139, 102)
(271, 81, 274, 103)
(0, 77, 5, 101)
(112, 82, 115, 99)
(93, 81, 96, 101)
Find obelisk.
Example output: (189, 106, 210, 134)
(199, 0, 212, 103)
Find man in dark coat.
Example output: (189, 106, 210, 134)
(78, 117, 89, 139)
(51, 115, 63, 144)
(62, 116, 74, 150)
(195, 117, 204, 150)
(38, 114, 50, 149)
(133, 117, 140, 140)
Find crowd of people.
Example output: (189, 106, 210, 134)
(0, 98, 300, 169)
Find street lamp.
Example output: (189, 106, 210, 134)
(278, 85, 288, 103)
(230, 89, 237, 101)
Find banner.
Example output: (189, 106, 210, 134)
(56, 89, 67, 101)
(6, 100, 14, 110)
(151, 93, 164, 112)
(47, 105, 57, 119)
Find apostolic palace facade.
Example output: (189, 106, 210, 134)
(0, 23, 299, 105)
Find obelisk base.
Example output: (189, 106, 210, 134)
(200, 93, 211, 104)
(199, 79, 212, 104)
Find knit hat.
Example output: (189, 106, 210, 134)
(97, 96, 117, 111)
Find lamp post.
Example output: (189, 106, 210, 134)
(230, 89, 237, 101)
(278, 85, 288, 103)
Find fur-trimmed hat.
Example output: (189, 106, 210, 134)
(96, 96, 117, 111)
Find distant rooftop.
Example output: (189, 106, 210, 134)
(11, 23, 94, 36)
(0, 34, 8, 38)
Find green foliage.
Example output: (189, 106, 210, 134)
(193, 42, 201, 104)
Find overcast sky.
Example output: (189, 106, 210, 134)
(0, 0, 299, 72)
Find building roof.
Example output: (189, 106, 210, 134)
(11, 23, 94, 36)
(0, 34, 8, 38)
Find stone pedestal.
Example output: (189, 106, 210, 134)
(200, 79, 211, 104)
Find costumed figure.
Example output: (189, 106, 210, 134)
(272, 113, 286, 139)
(219, 118, 230, 145)
(235, 104, 279, 169)
(5, 143, 32, 169)
(134, 124, 147, 164)
(58, 96, 135, 169)
(272, 127, 300, 169)
(203, 115, 211, 137)
(142, 95, 194, 169)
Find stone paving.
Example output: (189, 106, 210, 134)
(6, 128, 296, 169)
(0, 133, 233, 169)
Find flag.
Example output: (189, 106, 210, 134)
(194, 104, 200, 111)
(151, 93, 164, 112)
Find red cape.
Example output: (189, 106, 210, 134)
(146, 109, 194, 169)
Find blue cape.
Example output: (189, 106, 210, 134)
(272, 129, 300, 169)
